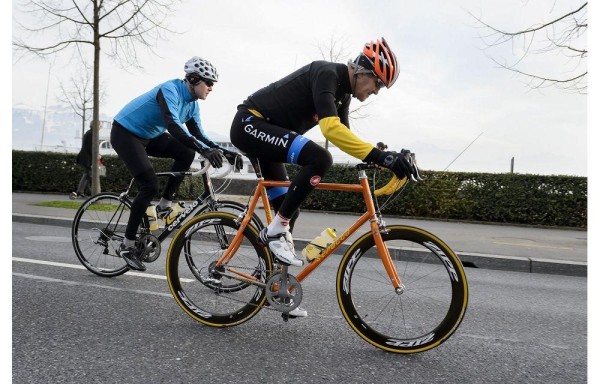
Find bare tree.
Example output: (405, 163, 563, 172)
(58, 58, 106, 144)
(470, 2, 587, 94)
(314, 33, 372, 148)
(315, 33, 351, 63)
(13, 0, 181, 194)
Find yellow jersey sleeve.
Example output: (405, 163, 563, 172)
(319, 116, 373, 160)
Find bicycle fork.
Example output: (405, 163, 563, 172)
(370, 218, 405, 295)
(360, 174, 405, 295)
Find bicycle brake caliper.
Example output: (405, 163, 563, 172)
(377, 215, 389, 234)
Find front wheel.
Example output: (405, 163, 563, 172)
(336, 225, 468, 354)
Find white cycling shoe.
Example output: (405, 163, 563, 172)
(288, 307, 308, 318)
(259, 228, 304, 267)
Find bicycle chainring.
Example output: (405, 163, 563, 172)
(139, 234, 161, 262)
(265, 272, 303, 313)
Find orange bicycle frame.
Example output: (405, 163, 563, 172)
(215, 173, 403, 290)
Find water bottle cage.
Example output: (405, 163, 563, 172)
(309, 243, 327, 252)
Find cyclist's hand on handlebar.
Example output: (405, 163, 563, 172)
(198, 148, 223, 168)
(223, 150, 243, 172)
(374, 149, 422, 182)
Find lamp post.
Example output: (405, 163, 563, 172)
(40, 64, 52, 150)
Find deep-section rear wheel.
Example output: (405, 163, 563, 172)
(166, 212, 272, 327)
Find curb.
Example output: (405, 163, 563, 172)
(13, 213, 587, 277)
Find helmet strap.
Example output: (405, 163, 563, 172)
(185, 78, 200, 100)
(349, 61, 372, 97)
(348, 61, 360, 97)
(186, 73, 202, 85)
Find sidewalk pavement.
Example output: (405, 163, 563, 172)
(12, 192, 587, 277)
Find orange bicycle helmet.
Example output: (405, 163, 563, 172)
(353, 37, 399, 88)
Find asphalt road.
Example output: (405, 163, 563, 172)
(11, 221, 587, 383)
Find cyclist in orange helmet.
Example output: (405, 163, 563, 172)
(352, 37, 400, 91)
(230, 38, 420, 316)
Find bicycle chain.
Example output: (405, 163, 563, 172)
(204, 263, 287, 312)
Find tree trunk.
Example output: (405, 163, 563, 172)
(91, 0, 101, 195)
(81, 107, 86, 145)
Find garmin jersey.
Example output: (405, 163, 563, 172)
(242, 61, 374, 160)
(114, 79, 218, 151)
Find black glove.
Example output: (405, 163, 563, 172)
(198, 148, 223, 168)
(372, 149, 422, 181)
(223, 150, 243, 172)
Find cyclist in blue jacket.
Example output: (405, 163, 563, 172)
(111, 56, 240, 271)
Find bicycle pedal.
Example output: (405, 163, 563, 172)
(139, 248, 152, 262)
(200, 276, 222, 285)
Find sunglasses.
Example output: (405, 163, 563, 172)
(373, 76, 385, 90)
(365, 71, 385, 89)
(200, 79, 214, 87)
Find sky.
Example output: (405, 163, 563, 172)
(10, 0, 590, 177)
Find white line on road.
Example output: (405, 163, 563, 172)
(492, 241, 572, 250)
(459, 333, 570, 350)
(13, 272, 173, 298)
(24, 235, 71, 243)
(12, 257, 193, 282)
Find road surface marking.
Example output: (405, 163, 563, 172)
(13, 272, 173, 298)
(460, 333, 569, 350)
(492, 241, 572, 250)
(25, 235, 71, 243)
(12, 257, 193, 282)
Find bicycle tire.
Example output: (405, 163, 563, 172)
(197, 199, 265, 230)
(166, 211, 272, 327)
(336, 225, 468, 354)
(71, 193, 149, 277)
(186, 199, 264, 291)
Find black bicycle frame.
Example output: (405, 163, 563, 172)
(123, 162, 221, 243)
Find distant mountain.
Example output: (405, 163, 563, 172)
(12, 104, 227, 153)
(12, 103, 113, 153)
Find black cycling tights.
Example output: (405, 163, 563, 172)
(230, 109, 333, 229)
(111, 122, 195, 240)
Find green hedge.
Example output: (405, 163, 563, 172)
(12, 150, 587, 228)
(288, 165, 586, 228)
(11, 150, 205, 200)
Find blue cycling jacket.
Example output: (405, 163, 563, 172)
(114, 79, 219, 151)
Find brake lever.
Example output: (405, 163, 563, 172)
(401, 150, 423, 182)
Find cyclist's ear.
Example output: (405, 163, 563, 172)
(186, 73, 202, 85)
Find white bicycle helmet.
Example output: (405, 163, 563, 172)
(184, 56, 219, 83)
